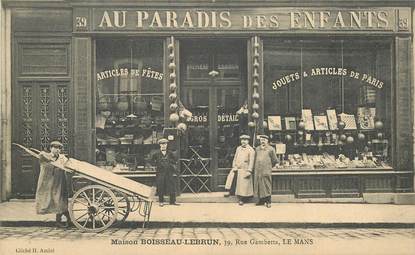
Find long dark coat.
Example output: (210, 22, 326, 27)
(36, 152, 69, 214)
(253, 145, 278, 198)
(152, 150, 178, 195)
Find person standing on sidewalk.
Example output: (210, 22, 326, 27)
(152, 138, 180, 207)
(253, 135, 278, 208)
(36, 141, 72, 228)
(231, 135, 255, 205)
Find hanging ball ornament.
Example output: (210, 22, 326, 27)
(169, 113, 179, 123)
(169, 83, 177, 91)
(298, 120, 305, 130)
(375, 120, 384, 130)
(253, 61, 260, 68)
(338, 121, 346, 130)
(358, 133, 366, 141)
(346, 136, 354, 144)
(169, 53, 174, 60)
(167, 43, 174, 49)
(168, 62, 176, 70)
(252, 103, 259, 110)
(169, 103, 178, 111)
(285, 134, 292, 142)
(298, 130, 304, 136)
(252, 112, 259, 119)
(253, 81, 259, 88)
(367, 141, 372, 146)
(263, 121, 268, 129)
(169, 72, 176, 79)
(252, 93, 260, 99)
(340, 134, 347, 141)
(248, 121, 256, 128)
(177, 122, 187, 132)
(377, 132, 384, 139)
(169, 93, 177, 101)
(338, 140, 344, 146)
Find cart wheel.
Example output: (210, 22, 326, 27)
(69, 185, 118, 232)
(113, 191, 130, 226)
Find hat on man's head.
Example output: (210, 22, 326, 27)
(158, 138, 169, 144)
(239, 134, 250, 140)
(258, 135, 270, 140)
(50, 141, 63, 148)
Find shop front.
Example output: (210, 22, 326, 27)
(2, 0, 414, 201)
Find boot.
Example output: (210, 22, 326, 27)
(55, 213, 66, 228)
(63, 211, 73, 227)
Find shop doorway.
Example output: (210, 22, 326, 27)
(180, 39, 247, 192)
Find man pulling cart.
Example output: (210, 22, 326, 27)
(14, 143, 156, 232)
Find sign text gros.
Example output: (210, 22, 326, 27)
(98, 10, 390, 29)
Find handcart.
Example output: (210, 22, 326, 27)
(13, 143, 156, 233)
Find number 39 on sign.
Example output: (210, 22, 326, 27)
(76, 16, 88, 28)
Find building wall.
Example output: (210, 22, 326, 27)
(0, 1, 12, 202)
(1, 1, 414, 201)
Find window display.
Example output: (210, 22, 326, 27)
(95, 39, 164, 172)
(264, 39, 391, 171)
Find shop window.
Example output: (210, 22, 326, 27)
(95, 39, 164, 172)
(264, 39, 391, 170)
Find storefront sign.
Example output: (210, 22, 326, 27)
(73, 8, 411, 33)
(272, 67, 384, 90)
(189, 113, 239, 125)
(96, 67, 164, 81)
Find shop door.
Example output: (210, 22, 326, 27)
(180, 39, 246, 192)
(12, 83, 71, 198)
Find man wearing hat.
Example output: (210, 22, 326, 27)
(36, 141, 72, 227)
(225, 134, 255, 205)
(151, 138, 180, 206)
(253, 135, 278, 208)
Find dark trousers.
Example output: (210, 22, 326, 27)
(159, 192, 176, 204)
(157, 173, 176, 204)
(258, 196, 271, 204)
(237, 196, 251, 203)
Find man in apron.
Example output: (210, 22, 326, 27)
(36, 141, 72, 227)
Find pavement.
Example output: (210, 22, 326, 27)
(1, 197, 415, 255)
(1, 197, 415, 228)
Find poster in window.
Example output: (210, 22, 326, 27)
(275, 143, 286, 154)
(314, 115, 329, 131)
(338, 113, 357, 130)
(268, 116, 282, 131)
(357, 107, 376, 129)
(284, 117, 297, 130)
(327, 109, 338, 130)
(301, 109, 314, 130)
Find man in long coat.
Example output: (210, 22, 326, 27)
(152, 138, 180, 207)
(254, 135, 278, 208)
(232, 135, 255, 205)
(36, 141, 72, 227)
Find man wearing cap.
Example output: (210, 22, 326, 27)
(253, 135, 278, 208)
(152, 138, 180, 206)
(36, 141, 72, 227)
(228, 135, 255, 205)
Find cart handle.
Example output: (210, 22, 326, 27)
(12, 143, 40, 159)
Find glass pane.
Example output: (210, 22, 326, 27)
(184, 54, 210, 80)
(181, 88, 210, 156)
(263, 39, 392, 169)
(95, 39, 164, 172)
(217, 88, 242, 168)
(216, 54, 241, 79)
